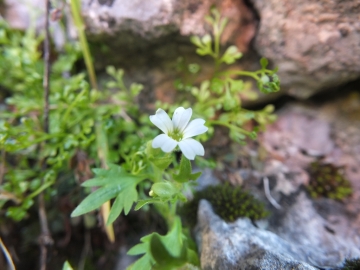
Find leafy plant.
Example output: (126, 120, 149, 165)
(160, 8, 279, 147)
(0, 6, 280, 270)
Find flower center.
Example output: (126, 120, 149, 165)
(169, 129, 183, 142)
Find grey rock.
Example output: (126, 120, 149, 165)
(196, 200, 317, 270)
(251, 0, 360, 98)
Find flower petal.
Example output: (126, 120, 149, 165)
(178, 138, 205, 160)
(149, 109, 173, 134)
(172, 107, 192, 132)
(152, 134, 177, 153)
(182, 118, 208, 139)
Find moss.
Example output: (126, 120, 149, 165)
(179, 183, 269, 227)
(307, 162, 352, 200)
(342, 258, 360, 270)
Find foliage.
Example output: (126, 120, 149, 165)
(0, 19, 148, 221)
(306, 162, 352, 200)
(0, 6, 279, 270)
(127, 217, 199, 270)
(180, 183, 269, 227)
(160, 8, 279, 148)
(62, 261, 74, 270)
(342, 258, 360, 270)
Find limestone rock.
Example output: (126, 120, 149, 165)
(196, 200, 317, 270)
(81, 0, 256, 51)
(251, 0, 360, 98)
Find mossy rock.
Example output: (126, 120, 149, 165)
(342, 258, 360, 270)
(307, 162, 352, 200)
(179, 183, 269, 227)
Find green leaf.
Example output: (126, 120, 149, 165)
(173, 156, 202, 183)
(146, 141, 173, 170)
(151, 182, 178, 199)
(107, 187, 138, 224)
(210, 78, 224, 94)
(201, 34, 211, 46)
(71, 164, 145, 222)
(156, 217, 183, 258)
(149, 217, 188, 269)
(229, 79, 244, 93)
(127, 253, 154, 270)
(127, 218, 199, 269)
(190, 36, 202, 47)
(260, 57, 268, 68)
(62, 261, 74, 270)
(127, 241, 149, 256)
(127, 235, 155, 270)
(150, 234, 187, 269)
(71, 185, 121, 217)
(135, 198, 162, 211)
(220, 45, 242, 64)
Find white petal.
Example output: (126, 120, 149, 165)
(182, 119, 208, 139)
(172, 107, 192, 132)
(178, 138, 205, 160)
(149, 109, 173, 134)
(152, 134, 177, 153)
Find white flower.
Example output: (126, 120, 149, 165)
(149, 107, 208, 160)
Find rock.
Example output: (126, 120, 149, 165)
(81, 0, 256, 51)
(3, 0, 68, 49)
(196, 93, 360, 268)
(196, 189, 360, 269)
(251, 0, 360, 98)
(195, 200, 317, 270)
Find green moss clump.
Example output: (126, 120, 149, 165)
(179, 183, 269, 227)
(342, 258, 360, 270)
(307, 162, 352, 200)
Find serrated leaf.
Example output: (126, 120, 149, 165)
(127, 234, 155, 270)
(173, 156, 202, 183)
(107, 188, 138, 225)
(72, 164, 145, 222)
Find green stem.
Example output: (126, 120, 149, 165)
(219, 70, 260, 80)
(28, 180, 55, 199)
(69, 0, 98, 90)
(208, 120, 251, 135)
(62, 88, 87, 123)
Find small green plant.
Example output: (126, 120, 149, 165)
(342, 258, 360, 270)
(0, 6, 279, 270)
(159, 8, 279, 149)
(180, 183, 269, 227)
(307, 162, 352, 200)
